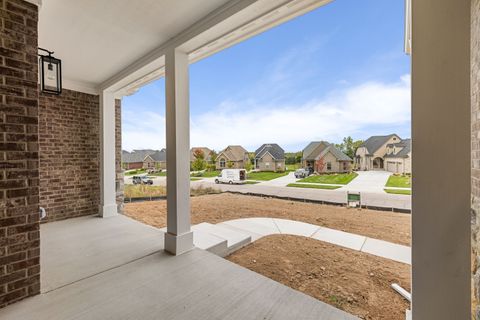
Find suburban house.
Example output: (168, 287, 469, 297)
(216, 145, 249, 169)
(384, 139, 412, 174)
(122, 149, 166, 170)
(254, 144, 285, 172)
(143, 149, 167, 170)
(190, 147, 213, 163)
(302, 141, 353, 173)
(355, 134, 411, 173)
(0, 0, 474, 319)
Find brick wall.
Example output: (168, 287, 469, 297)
(472, 0, 480, 317)
(38, 92, 123, 222)
(38, 90, 101, 222)
(0, 0, 40, 308)
(115, 99, 124, 214)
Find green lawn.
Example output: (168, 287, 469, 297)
(287, 183, 341, 190)
(247, 171, 288, 181)
(190, 177, 203, 181)
(297, 172, 358, 185)
(384, 188, 411, 195)
(191, 170, 220, 178)
(149, 171, 167, 177)
(286, 163, 301, 171)
(245, 181, 260, 184)
(125, 169, 147, 176)
(385, 174, 411, 188)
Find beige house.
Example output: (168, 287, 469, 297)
(384, 139, 411, 174)
(216, 145, 249, 169)
(355, 134, 411, 173)
(254, 144, 285, 172)
(301, 141, 352, 173)
(143, 149, 167, 170)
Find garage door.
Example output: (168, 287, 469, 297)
(386, 161, 397, 173)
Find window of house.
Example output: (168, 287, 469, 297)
(265, 162, 270, 167)
(220, 158, 226, 168)
(327, 162, 332, 170)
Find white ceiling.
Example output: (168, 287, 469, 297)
(39, 0, 231, 87)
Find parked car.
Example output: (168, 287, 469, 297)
(132, 176, 153, 185)
(294, 168, 311, 179)
(215, 169, 247, 184)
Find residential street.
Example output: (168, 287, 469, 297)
(124, 171, 411, 211)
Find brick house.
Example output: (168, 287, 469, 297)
(301, 141, 352, 173)
(122, 149, 166, 170)
(254, 144, 285, 172)
(215, 145, 249, 170)
(0, 0, 474, 318)
(354, 134, 412, 173)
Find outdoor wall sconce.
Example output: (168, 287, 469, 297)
(38, 47, 62, 95)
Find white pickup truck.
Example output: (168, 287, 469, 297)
(214, 169, 247, 184)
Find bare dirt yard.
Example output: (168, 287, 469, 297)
(124, 193, 411, 319)
(124, 193, 411, 245)
(227, 235, 410, 320)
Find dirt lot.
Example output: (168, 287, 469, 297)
(227, 235, 410, 320)
(125, 193, 411, 319)
(124, 193, 411, 245)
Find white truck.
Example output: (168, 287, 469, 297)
(215, 169, 247, 184)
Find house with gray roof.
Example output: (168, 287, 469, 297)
(301, 141, 352, 173)
(122, 149, 166, 170)
(355, 134, 411, 173)
(254, 144, 285, 172)
(216, 145, 249, 170)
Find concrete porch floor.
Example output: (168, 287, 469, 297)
(0, 215, 357, 320)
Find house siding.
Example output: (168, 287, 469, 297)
(472, 0, 480, 317)
(0, 0, 41, 308)
(256, 153, 285, 172)
(38, 91, 123, 221)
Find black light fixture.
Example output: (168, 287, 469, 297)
(38, 48, 62, 95)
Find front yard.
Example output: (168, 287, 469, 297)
(124, 193, 411, 319)
(298, 172, 358, 185)
(247, 171, 288, 181)
(385, 174, 411, 188)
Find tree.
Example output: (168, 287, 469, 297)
(336, 136, 364, 159)
(227, 161, 234, 168)
(191, 149, 206, 171)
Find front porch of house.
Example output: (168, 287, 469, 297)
(0, 0, 474, 319)
(0, 215, 356, 320)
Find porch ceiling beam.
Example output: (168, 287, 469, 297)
(102, 0, 333, 96)
(100, 0, 257, 93)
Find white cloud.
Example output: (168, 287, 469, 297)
(122, 75, 411, 152)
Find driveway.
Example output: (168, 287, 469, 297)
(257, 172, 298, 186)
(341, 171, 391, 192)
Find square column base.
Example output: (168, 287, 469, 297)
(164, 231, 194, 255)
(100, 204, 118, 218)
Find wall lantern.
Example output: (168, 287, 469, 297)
(38, 48, 62, 95)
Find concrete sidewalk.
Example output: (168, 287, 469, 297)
(190, 217, 411, 265)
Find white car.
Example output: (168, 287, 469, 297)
(215, 169, 247, 184)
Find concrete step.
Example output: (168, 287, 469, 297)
(192, 222, 251, 255)
(192, 229, 228, 257)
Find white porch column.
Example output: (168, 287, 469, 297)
(411, 0, 470, 319)
(100, 90, 118, 218)
(164, 47, 193, 255)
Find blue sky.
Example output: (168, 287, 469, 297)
(122, 0, 411, 152)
